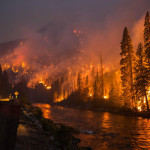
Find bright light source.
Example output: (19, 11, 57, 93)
(89, 94, 92, 97)
(138, 106, 142, 111)
(46, 86, 51, 90)
(104, 96, 108, 99)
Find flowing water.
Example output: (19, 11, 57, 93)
(34, 103, 150, 150)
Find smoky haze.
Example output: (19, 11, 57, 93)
(0, 0, 149, 85)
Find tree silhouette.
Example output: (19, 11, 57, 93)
(120, 27, 135, 108)
(134, 43, 149, 111)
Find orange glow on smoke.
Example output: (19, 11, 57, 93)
(22, 62, 26, 68)
(0, 44, 122, 104)
(73, 30, 77, 34)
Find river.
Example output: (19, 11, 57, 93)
(34, 103, 150, 150)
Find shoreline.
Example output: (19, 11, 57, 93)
(51, 101, 150, 119)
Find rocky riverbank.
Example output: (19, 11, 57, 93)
(15, 105, 91, 150)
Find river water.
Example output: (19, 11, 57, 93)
(34, 103, 150, 150)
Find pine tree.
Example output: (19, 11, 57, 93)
(85, 75, 89, 96)
(82, 76, 89, 102)
(120, 27, 135, 108)
(144, 11, 150, 63)
(134, 43, 149, 111)
(91, 67, 95, 78)
(93, 71, 100, 100)
(100, 55, 104, 98)
(77, 72, 82, 93)
(109, 82, 118, 104)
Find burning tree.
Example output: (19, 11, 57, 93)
(93, 70, 100, 100)
(134, 43, 149, 111)
(120, 27, 135, 108)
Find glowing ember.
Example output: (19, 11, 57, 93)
(22, 62, 26, 68)
(89, 93, 93, 97)
(46, 86, 51, 90)
(144, 97, 146, 104)
(90, 65, 93, 69)
(73, 30, 77, 34)
(104, 96, 108, 99)
(138, 106, 142, 112)
(12, 66, 19, 73)
(56, 97, 64, 102)
(39, 80, 45, 84)
(20, 42, 24, 46)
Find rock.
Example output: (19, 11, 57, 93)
(49, 136, 54, 142)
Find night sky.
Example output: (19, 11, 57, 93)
(0, 0, 150, 42)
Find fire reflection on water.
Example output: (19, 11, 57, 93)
(33, 103, 150, 149)
(102, 112, 110, 129)
(33, 103, 51, 119)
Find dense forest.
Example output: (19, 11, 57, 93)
(54, 11, 150, 113)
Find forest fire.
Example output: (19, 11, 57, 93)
(138, 106, 142, 112)
(103, 96, 108, 99)
(0, 11, 149, 115)
(1, 1, 150, 150)
(89, 93, 93, 97)
(46, 86, 51, 90)
(0, 45, 123, 105)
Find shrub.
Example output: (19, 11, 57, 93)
(41, 117, 56, 132)
(54, 124, 79, 148)
(32, 106, 43, 119)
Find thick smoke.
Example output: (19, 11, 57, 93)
(0, 0, 149, 86)
(132, 15, 145, 49)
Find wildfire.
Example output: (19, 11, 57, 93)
(90, 65, 93, 69)
(144, 97, 146, 104)
(39, 80, 45, 84)
(3, 64, 10, 70)
(73, 30, 77, 34)
(89, 93, 93, 97)
(46, 86, 51, 90)
(39, 80, 52, 90)
(73, 29, 81, 37)
(104, 96, 108, 99)
(22, 62, 26, 68)
(138, 106, 142, 112)
(0, 44, 119, 104)
(56, 96, 64, 102)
